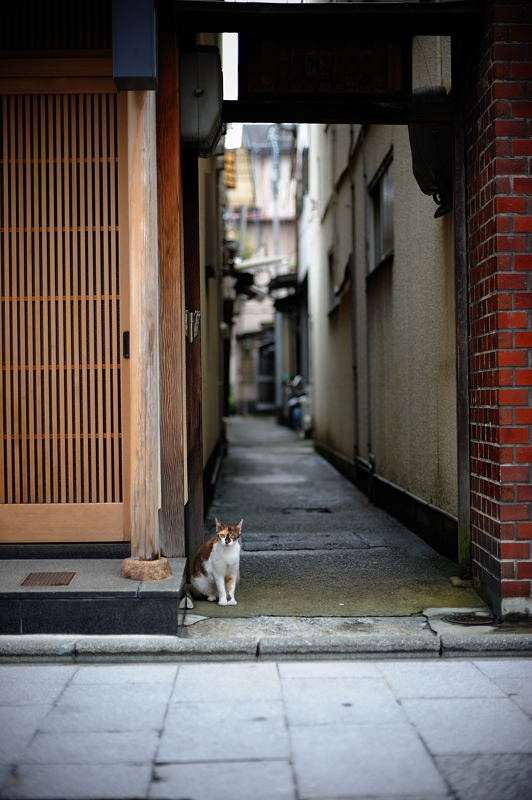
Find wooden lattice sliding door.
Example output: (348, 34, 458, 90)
(0, 92, 127, 542)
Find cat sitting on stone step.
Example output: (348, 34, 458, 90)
(190, 518, 243, 606)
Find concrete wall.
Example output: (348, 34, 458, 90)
(307, 124, 355, 464)
(364, 126, 457, 515)
(305, 121, 457, 517)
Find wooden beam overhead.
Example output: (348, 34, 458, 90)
(223, 97, 455, 125)
(174, 1, 484, 35)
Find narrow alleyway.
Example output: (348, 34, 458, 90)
(187, 417, 481, 635)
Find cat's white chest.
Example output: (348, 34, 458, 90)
(208, 540, 240, 572)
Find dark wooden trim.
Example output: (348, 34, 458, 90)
(315, 443, 459, 563)
(0, 543, 130, 559)
(182, 147, 205, 563)
(452, 34, 472, 577)
(157, 0, 186, 557)
(223, 98, 454, 126)
(174, 1, 484, 35)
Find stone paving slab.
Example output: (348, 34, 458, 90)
(21, 730, 160, 765)
(159, 699, 289, 762)
(151, 761, 296, 800)
(4, 763, 153, 800)
(0, 559, 186, 597)
(435, 754, 532, 800)
(1, 658, 531, 800)
(290, 722, 448, 797)
(0, 559, 187, 635)
(282, 675, 405, 725)
(401, 697, 532, 754)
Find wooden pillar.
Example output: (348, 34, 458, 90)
(126, 90, 161, 561)
(156, 8, 186, 557)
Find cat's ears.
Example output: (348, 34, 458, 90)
(214, 517, 243, 534)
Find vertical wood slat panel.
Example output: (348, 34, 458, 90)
(101, 95, 112, 503)
(86, 94, 96, 503)
(9, 97, 20, 504)
(78, 94, 89, 502)
(24, 95, 36, 502)
(61, 94, 74, 503)
(2, 98, 13, 503)
(93, 94, 104, 503)
(40, 96, 52, 502)
(109, 96, 121, 504)
(70, 94, 81, 503)
(0, 93, 122, 507)
(47, 94, 58, 502)
(17, 97, 28, 504)
(55, 94, 67, 502)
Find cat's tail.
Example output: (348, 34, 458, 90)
(187, 581, 207, 600)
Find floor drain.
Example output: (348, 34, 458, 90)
(441, 613, 496, 626)
(21, 571, 76, 587)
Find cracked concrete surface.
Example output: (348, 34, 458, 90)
(191, 417, 483, 624)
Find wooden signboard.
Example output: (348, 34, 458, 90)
(239, 34, 411, 102)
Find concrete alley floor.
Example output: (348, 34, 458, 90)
(187, 416, 482, 632)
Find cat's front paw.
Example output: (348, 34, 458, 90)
(227, 598, 237, 606)
(218, 598, 228, 606)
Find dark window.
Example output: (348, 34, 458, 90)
(369, 156, 394, 270)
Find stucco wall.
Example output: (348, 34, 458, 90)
(309, 125, 355, 464)
(306, 122, 457, 516)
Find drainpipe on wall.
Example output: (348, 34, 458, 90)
(452, 37, 472, 578)
(269, 124, 284, 420)
(361, 124, 375, 493)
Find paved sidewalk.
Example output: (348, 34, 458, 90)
(1, 658, 531, 800)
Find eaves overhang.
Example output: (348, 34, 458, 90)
(173, 1, 485, 36)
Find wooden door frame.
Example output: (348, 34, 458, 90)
(182, 147, 205, 562)
(156, 6, 186, 557)
(0, 82, 128, 545)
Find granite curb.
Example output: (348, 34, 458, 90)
(1, 631, 531, 661)
(440, 632, 532, 657)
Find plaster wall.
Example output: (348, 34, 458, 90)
(308, 125, 355, 463)
(366, 126, 457, 515)
(307, 122, 457, 516)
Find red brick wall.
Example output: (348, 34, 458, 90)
(466, 0, 532, 616)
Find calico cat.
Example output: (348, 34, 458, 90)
(190, 518, 243, 606)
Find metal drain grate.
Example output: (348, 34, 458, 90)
(21, 571, 76, 587)
(441, 613, 496, 626)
